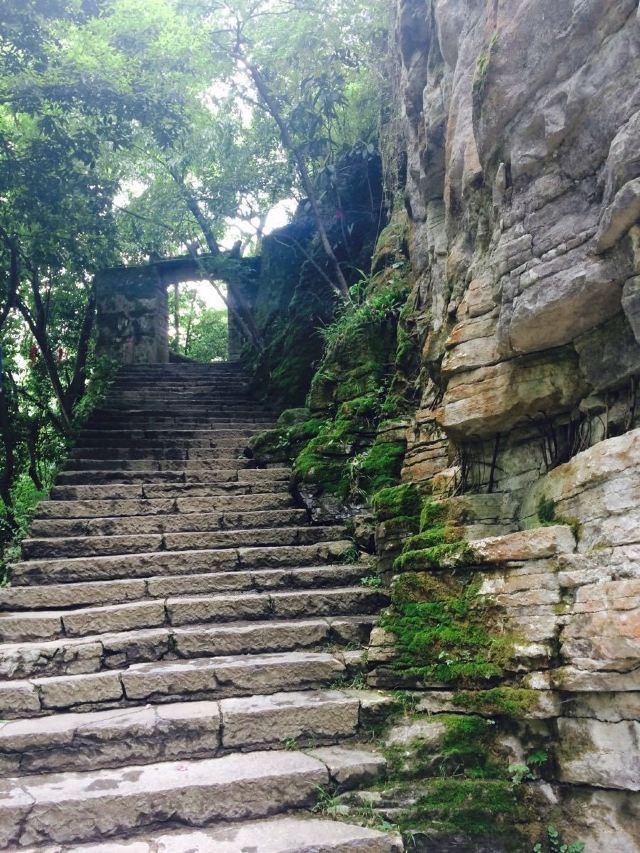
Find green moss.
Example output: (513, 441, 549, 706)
(294, 438, 351, 499)
(382, 571, 510, 685)
(377, 515, 421, 540)
(372, 483, 421, 522)
(473, 31, 499, 102)
(379, 393, 407, 418)
(372, 212, 409, 272)
(338, 393, 380, 420)
(537, 495, 582, 541)
(402, 778, 521, 837)
(395, 325, 418, 368)
(402, 527, 451, 550)
(335, 371, 381, 403)
(393, 540, 474, 572)
(390, 497, 475, 571)
(248, 428, 283, 457)
(250, 417, 327, 463)
(383, 712, 501, 784)
(420, 499, 449, 532)
(356, 440, 406, 493)
(537, 496, 557, 525)
(384, 714, 506, 780)
(276, 408, 312, 427)
(452, 688, 539, 717)
(440, 714, 503, 778)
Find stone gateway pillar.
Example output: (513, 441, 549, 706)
(95, 266, 170, 365)
(95, 255, 259, 366)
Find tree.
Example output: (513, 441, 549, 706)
(0, 0, 386, 559)
(167, 285, 228, 362)
(0, 0, 201, 543)
(202, 0, 388, 299)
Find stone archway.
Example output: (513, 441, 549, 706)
(95, 254, 259, 365)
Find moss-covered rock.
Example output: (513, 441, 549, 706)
(249, 413, 327, 466)
(372, 483, 421, 521)
(452, 687, 540, 717)
(380, 569, 511, 686)
(401, 777, 523, 837)
(247, 167, 419, 521)
(394, 539, 475, 572)
(354, 439, 406, 494)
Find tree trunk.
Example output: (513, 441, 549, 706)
(16, 271, 73, 433)
(168, 168, 265, 353)
(64, 283, 96, 414)
(243, 59, 351, 300)
(26, 419, 44, 492)
(0, 237, 19, 333)
(0, 382, 17, 534)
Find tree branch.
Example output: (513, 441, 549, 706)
(236, 53, 350, 299)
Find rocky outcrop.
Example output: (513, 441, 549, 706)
(396, 0, 640, 506)
(363, 2, 640, 849)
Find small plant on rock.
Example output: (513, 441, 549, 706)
(533, 825, 585, 853)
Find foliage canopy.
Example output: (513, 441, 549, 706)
(0, 0, 388, 564)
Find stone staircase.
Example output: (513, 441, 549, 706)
(0, 364, 403, 852)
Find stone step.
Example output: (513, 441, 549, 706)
(106, 393, 255, 404)
(70, 445, 251, 460)
(74, 437, 252, 452)
(64, 457, 249, 471)
(50, 480, 290, 501)
(55, 466, 290, 486)
(0, 564, 366, 611)
(0, 614, 375, 680)
(21, 523, 344, 559)
(86, 414, 275, 426)
(108, 381, 251, 389)
(115, 377, 246, 382)
(17, 815, 402, 852)
(80, 428, 266, 440)
(35, 491, 293, 519)
(0, 688, 389, 774)
(29, 507, 307, 538)
(0, 746, 386, 849)
(55, 468, 241, 485)
(0, 650, 359, 717)
(10, 539, 353, 585)
(88, 413, 275, 422)
(0, 586, 385, 643)
(95, 405, 273, 416)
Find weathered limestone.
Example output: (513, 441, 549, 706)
(0, 690, 388, 775)
(0, 750, 329, 847)
(19, 817, 403, 852)
(521, 428, 640, 551)
(0, 587, 385, 644)
(375, 1, 640, 845)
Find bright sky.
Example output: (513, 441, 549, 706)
(188, 197, 296, 310)
(114, 177, 297, 312)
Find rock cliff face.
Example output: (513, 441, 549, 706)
(397, 0, 640, 500)
(248, 3, 640, 848)
(376, 1, 640, 849)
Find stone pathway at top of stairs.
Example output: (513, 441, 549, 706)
(0, 363, 402, 852)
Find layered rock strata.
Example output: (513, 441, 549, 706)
(364, 1, 640, 848)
